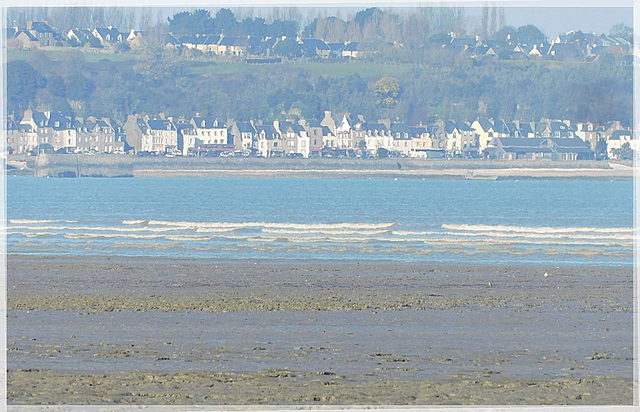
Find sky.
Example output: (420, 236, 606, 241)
(3, 1, 635, 38)
(157, 4, 634, 38)
(499, 7, 632, 37)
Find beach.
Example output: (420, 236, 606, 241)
(7, 255, 633, 405)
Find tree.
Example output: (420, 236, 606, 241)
(516, 24, 546, 45)
(373, 76, 401, 108)
(610, 23, 633, 43)
(7, 60, 46, 114)
(613, 142, 633, 160)
(215, 8, 237, 34)
(273, 37, 301, 58)
(65, 73, 95, 101)
(354, 8, 381, 26)
(47, 75, 66, 98)
(595, 138, 608, 160)
(132, 24, 180, 82)
(168, 9, 214, 36)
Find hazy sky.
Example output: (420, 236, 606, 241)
(499, 7, 632, 37)
(156, 4, 633, 38)
(4, 1, 635, 38)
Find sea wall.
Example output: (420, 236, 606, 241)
(30, 154, 133, 178)
(8, 154, 630, 179)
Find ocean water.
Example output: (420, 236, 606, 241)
(6, 177, 634, 266)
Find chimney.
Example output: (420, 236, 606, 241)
(27, 20, 33, 30)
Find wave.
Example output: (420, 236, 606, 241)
(263, 228, 391, 236)
(9, 219, 76, 224)
(141, 220, 396, 231)
(442, 223, 633, 234)
(442, 224, 633, 235)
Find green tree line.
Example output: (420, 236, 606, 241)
(7, 49, 632, 126)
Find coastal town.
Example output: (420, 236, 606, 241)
(6, 109, 635, 161)
(5, 12, 635, 163)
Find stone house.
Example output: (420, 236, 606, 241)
(75, 117, 121, 153)
(275, 120, 310, 158)
(363, 122, 392, 155)
(255, 124, 282, 157)
(190, 117, 228, 146)
(27, 21, 55, 47)
(124, 115, 177, 154)
(390, 123, 412, 156)
(229, 121, 256, 153)
(471, 117, 496, 152)
(92, 27, 123, 46)
(606, 130, 635, 159)
(300, 119, 325, 157)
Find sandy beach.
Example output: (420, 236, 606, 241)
(7, 255, 633, 405)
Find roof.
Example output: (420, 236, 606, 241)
(95, 27, 120, 41)
(302, 38, 329, 50)
(30, 21, 54, 34)
(408, 126, 427, 137)
(6, 118, 18, 131)
(493, 119, 510, 134)
(256, 125, 280, 140)
(610, 130, 632, 140)
(343, 42, 359, 51)
(550, 121, 573, 133)
(219, 36, 248, 47)
(456, 121, 474, 132)
(236, 121, 256, 134)
(390, 123, 410, 134)
(147, 119, 175, 131)
(69, 28, 94, 41)
(16, 30, 39, 41)
(193, 117, 224, 129)
(30, 111, 48, 127)
(519, 123, 534, 136)
(248, 37, 275, 54)
(362, 123, 389, 132)
(47, 112, 72, 130)
(279, 121, 305, 135)
(495, 137, 548, 148)
(548, 137, 590, 148)
(475, 117, 493, 132)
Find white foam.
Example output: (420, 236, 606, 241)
(442, 223, 633, 235)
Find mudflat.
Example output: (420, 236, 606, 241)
(7, 255, 633, 405)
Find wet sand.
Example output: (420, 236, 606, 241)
(7, 255, 633, 405)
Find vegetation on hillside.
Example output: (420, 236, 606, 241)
(5, 6, 633, 126)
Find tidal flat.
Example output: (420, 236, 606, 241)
(7, 255, 633, 405)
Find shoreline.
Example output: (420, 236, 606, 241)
(8, 155, 634, 179)
(7, 254, 633, 405)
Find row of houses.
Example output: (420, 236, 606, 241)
(7, 110, 127, 154)
(5, 110, 635, 160)
(5, 20, 381, 60)
(435, 29, 632, 62)
(7, 20, 632, 63)
(7, 21, 143, 49)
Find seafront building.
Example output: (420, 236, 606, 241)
(5, 109, 635, 161)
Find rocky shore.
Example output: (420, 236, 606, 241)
(6, 255, 633, 405)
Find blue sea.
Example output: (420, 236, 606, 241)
(6, 177, 634, 266)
